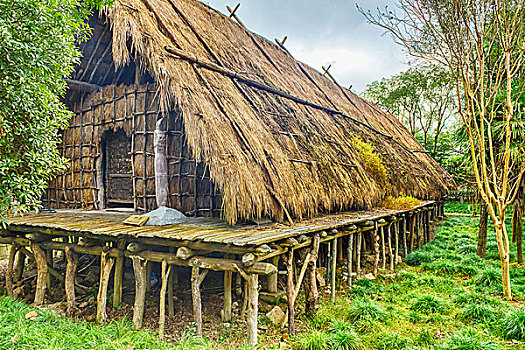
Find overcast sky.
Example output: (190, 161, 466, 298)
(202, 0, 408, 93)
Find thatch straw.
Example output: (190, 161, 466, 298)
(97, 0, 454, 224)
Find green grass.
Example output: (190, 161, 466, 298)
(445, 200, 480, 214)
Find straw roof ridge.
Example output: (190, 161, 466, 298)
(102, 0, 455, 224)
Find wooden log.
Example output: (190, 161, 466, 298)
(32, 243, 48, 306)
(394, 221, 399, 266)
(46, 249, 52, 290)
(356, 232, 362, 275)
(14, 248, 25, 282)
(96, 252, 115, 324)
(347, 234, 354, 289)
(337, 237, 343, 264)
(246, 274, 259, 347)
(266, 256, 279, 293)
(65, 79, 101, 92)
(305, 234, 321, 315)
(0, 236, 30, 246)
(387, 223, 394, 270)
(158, 260, 171, 337)
(403, 217, 408, 257)
(65, 247, 78, 316)
(176, 247, 207, 260)
(113, 241, 126, 308)
(242, 253, 256, 267)
(6, 245, 18, 296)
(146, 262, 152, 293)
(373, 224, 380, 275)
(191, 266, 208, 337)
(285, 248, 295, 335)
(240, 282, 248, 318)
(330, 238, 337, 302)
(222, 270, 232, 322)
(380, 226, 386, 270)
(168, 249, 175, 317)
(132, 257, 148, 329)
(409, 214, 416, 252)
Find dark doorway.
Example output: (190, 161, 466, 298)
(104, 129, 133, 208)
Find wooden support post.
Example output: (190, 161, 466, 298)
(46, 249, 52, 290)
(146, 262, 152, 293)
(403, 217, 409, 257)
(356, 232, 362, 275)
(347, 234, 354, 289)
(394, 221, 399, 267)
(380, 226, 386, 270)
(337, 238, 343, 264)
(154, 117, 169, 207)
(65, 247, 78, 316)
(387, 223, 394, 270)
(6, 244, 18, 296)
(285, 248, 295, 335)
(168, 248, 175, 317)
(96, 252, 115, 324)
(330, 238, 338, 302)
(32, 243, 48, 306)
(409, 214, 416, 252)
(246, 274, 259, 347)
(222, 270, 232, 322)
(267, 256, 279, 293)
(191, 266, 208, 337)
(14, 249, 25, 282)
(373, 224, 380, 275)
(158, 260, 171, 337)
(132, 257, 148, 329)
(113, 241, 126, 308)
(305, 234, 321, 315)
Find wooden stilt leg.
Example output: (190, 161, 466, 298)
(403, 217, 409, 256)
(168, 264, 175, 317)
(158, 260, 171, 337)
(246, 274, 259, 347)
(14, 250, 25, 282)
(191, 266, 208, 337)
(347, 234, 354, 289)
(388, 223, 394, 271)
(356, 232, 362, 276)
(305, 234, 321, 315)
(46, 249, 52, 291)
(330, 238, 338, 302)
(285, 249, 295, 335)
(240, 282, 248, 318)
(132, 257, 148, 329)
(96, 252, 115, 324)
(380, 226, 386, 270)
(337, 238, 343, 264)
(373, 224, 380, 275)
(145, 262, 152, 293)
(267, 256, 279, 293)
(32, 243, 48, 306)
(65, 247, 78, 316)
(222, 271, 232, 321)
(394, 221, 399, 266)
(410, 214, 416, 252)
(6, 245, 18, 296)
(113, 241, 126, 308)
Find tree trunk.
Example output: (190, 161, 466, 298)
(477, 203, 488, 259)
(512, 190, 524, 264)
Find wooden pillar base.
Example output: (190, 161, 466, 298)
(132, 257, 148, 329)
(191, 265, 208, 337)
(96, 252, 115, 324)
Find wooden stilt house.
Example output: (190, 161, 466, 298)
(48, 0, 455, 224)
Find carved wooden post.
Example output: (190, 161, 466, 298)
(347, 234, 354, 289)
(159, 260, 171, 337)
(65, 246, 78, 316)
(132, 257, 148, 329)
(96, 252, 115, 324)
(191, 265, 208, 337)
(32, 243, 48, 306)
(154, 117, 168, 207)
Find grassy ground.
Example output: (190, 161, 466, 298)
(1, 216, 525, 349)
(445, 201, 480, 214)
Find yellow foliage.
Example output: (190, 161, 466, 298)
(351, 137, 388, 185)
(380, 196, 421, 210)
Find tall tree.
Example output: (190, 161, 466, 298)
(0, 0, 109, 223)
(361, 0, 525, 299)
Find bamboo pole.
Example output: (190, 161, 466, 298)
(191, 266, 208, 337)
(387, 223, 394, 270)
(285, 248, 295, 335)
(222, 271, 232, 322)
(330, 238, 338, 302)
(96, 252, 115, 324)
(132, 257, 148, 329)
(356, 232, 362, 275)
(32, 243, 48, 306)
(347, 234, 354, 289)
(373, 224, 380, 275)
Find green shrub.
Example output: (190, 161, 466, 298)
(454, 292, 501, 307)
(441, 329, 501, 350)
(406, 251, 434, 266)
(475, 269, 502, 289)
(294, 329, 331, 350)
(376, 332, 412, 349)
(347, 298, 386, 323)
(330, 329, 361, 350)
(410, 295, 447, 314)
(422, 260, 459, 275)
(501, 308, 525, 341)
(458, 303, 498, 324)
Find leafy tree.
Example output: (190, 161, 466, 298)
(363, 64, 456, 158)
(0, 0, 109, 223)
(360, 1, 525, 299)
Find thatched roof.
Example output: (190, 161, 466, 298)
(97, 0, 454, 224)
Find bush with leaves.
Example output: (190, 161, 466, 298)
(501, 308, 525, 341)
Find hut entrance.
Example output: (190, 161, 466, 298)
(104, 129, 133, 208)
